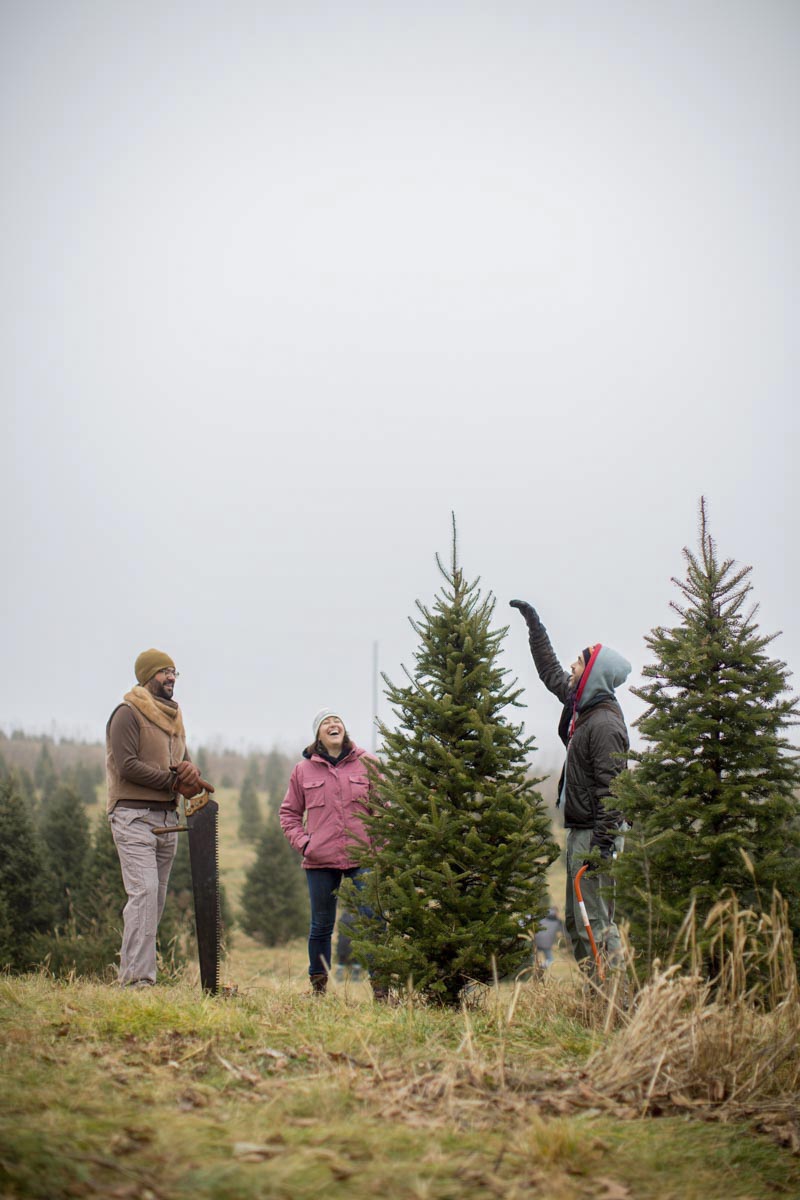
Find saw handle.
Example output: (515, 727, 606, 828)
(153, 789, 212, 835)
(574, 863, 606, 981)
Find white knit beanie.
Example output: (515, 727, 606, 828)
(311, 708, 343, 740)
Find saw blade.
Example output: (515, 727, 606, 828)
(187, 796, 220, 994)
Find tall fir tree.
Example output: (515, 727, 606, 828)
(76, 811, 127, 933)
(238, 758, 263, 841)
(0, 779, 52, 969)
(613, 499, 800, 972)
(239, 811, 308, 945)
(62, 761, 103, 806)
(39, 783, 91, 927)
(194, 745, 210, 776)
(34, 742, 58, 799)
(264, 748, 291, 808)
(0, 892, 14, 968)
(9, 766, 36, 807)
(33, 811, 127, 979)
(346, 521, 559, 1004)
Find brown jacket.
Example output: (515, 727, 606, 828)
(106, 687, 188, 812)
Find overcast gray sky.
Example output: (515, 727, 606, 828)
(2, 1, 798, 767)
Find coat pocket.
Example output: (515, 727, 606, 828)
(303, 779, 326, 830)
(303, 779, 325, 804)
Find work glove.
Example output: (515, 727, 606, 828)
(173, 761, 215, 797)
(175, 774, 215, 797)
(509, 599, 542, 631)
(583, 843, 614, 874)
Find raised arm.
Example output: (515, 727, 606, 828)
(509, 600, 571, 705)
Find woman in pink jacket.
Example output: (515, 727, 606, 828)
(279, 708, 376, 995)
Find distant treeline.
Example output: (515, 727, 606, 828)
(0, 729, 562, 972)
(0, 729, 300, 796)
(0, 729, 561, 810)
(0, 731, 302, 979)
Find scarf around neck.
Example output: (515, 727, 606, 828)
(124, 686, 186, 738)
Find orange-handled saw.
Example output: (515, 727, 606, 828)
(574, 863, 605, 982)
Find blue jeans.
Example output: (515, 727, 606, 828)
(306, 867, 366, 979)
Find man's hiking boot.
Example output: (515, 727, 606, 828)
(310, 973, 328, 996)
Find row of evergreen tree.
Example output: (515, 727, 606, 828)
(0, 755, 235, 978)
(339, 505, 800, 1001)
(2, 502, 798, 1001)
(0, 741, 103, 812)
(0, 734, 298, 976)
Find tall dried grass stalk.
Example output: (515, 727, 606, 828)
(589, 891, 800, 1121)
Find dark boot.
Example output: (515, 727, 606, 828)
(310, 973, 328, 996)
(370, 981, 389, 1003)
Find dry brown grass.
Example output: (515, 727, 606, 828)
(587, 892, 800, 1149)
(329, 894, 800, 1158)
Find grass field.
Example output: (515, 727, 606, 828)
(0, 788, 798, 1199)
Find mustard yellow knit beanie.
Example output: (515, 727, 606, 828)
(135, 648, 175, 685)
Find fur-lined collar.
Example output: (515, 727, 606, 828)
(124, 686, 186, 738)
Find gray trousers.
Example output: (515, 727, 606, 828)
(565, 827, 624, 970)
(109, 806, 179, 984)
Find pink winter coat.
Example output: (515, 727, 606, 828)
(279, 745, 376, 870)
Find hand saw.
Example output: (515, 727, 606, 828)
(154, 790, 220, 994)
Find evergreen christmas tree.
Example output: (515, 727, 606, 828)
(264, 748, 291, 808)
(39, 783, 91, 928)
(0, 892, 14, 968)
(0, 779, 52, 969)
(240, 810, 308, 945)
(238, 758, 263, 841)
(613, 499, 800, 972)
(32, 811, 127, 980)
(62, 760, 103, 806)
(76, 811, 127, 934)
(34, 741, 58, 800)
(346, 521, 559, 1004)
(195, 745, 210, 776)
(9, 766, 36, 807)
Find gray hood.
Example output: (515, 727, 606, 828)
(576, 646, 631, 711)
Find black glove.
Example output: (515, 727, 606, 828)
(509, 599, 541, 630)
(583, 844, 613, 874)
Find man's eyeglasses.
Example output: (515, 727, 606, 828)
(157, 669, 180, 679)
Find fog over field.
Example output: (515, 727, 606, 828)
(2, 2, 797, 760)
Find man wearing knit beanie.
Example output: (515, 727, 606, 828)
(105, 649, 213, 988)
(134, 648, 176, 687)
(510, 600, 631, 977)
